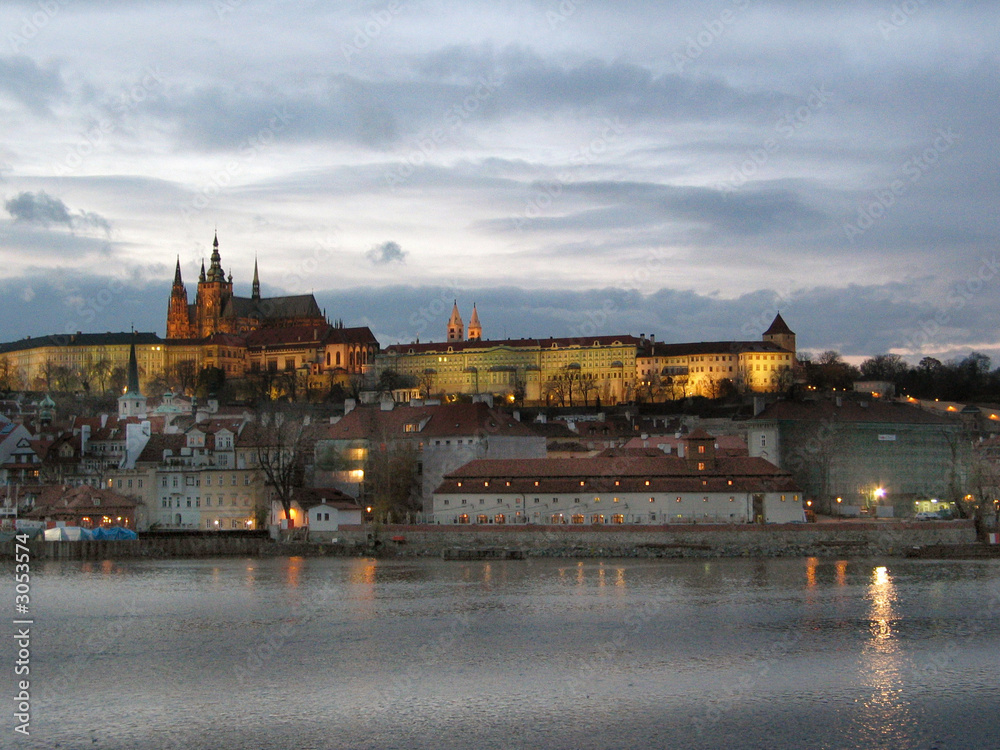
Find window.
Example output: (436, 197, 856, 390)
(477, 514, 488, 524)
(698, 445, 705, 454)
(612, 514, 624, 524)
(760, 435, 767, 448)
(698, 462, 705, 471)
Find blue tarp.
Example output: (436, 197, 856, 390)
(90, 526, 138, 540)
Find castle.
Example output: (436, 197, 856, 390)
(166, 233, 326, 339)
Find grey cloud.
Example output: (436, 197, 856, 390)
(4, 191, 111, 234)
(0, 55, 64, 116)
(365, 240, 407, 265)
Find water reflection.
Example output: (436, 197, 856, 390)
(853, 564, 914, 748)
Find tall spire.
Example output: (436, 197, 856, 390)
(252, 257, 260, 300)
(207, 231, 223, 282)
(199, 259, 206, 283)
(173, 256, 183, 287)
(447, 300, 464, 342)
(468, 303, 482, 341)
(124, 336, 142, 396)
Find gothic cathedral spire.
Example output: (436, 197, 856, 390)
(252, 257, 261, 300)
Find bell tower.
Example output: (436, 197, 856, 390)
(467, 304, 482, 341)
(446, 300, 464, 342)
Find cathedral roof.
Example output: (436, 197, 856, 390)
(221, 294, 323, 321)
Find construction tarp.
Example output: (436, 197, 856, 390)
(44, 526, 95, 541)
(90, 526, 138, 540)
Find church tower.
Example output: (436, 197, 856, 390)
(118, 337, 147, 419)
(763, 313, 796, 355)
(166, 257, 194, 339)
(195, 232, 234, 338)
(467, 303, 482, 341)
(447, 301, 464, 342)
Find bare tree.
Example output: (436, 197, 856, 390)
(251, 405, 311, 522)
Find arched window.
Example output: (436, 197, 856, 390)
(336, 352, 341, 366)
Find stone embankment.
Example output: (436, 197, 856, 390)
(6, 521, 981, 560)
(333, 520, 978, 559)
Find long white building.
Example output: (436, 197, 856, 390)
(432, 430, 805, 525)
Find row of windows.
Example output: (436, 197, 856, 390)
(444, 494, 799, 505)
(160, 497, 252, 508)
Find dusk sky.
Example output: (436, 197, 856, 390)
(1, 0, 998, 363)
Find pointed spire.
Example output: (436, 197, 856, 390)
(124, 336, 142, 397)
(468, 303, 482, 341)
(252, 257, 261, 300)
(173, 256, 183, 287)
(207, 231, 224, 282)
(447, 300, 464, 342)
(199, 259, 206, 283)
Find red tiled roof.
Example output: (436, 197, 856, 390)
(436, 454, 799, 495)
(753, 399, 958, 425)
(322, 402, 538, 440)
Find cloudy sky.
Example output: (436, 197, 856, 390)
(0, 0, 997, 362)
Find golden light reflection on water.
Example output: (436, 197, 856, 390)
(805, 557, 818, 589)
(854, 564, 914, 745)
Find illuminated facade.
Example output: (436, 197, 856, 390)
(635, 314, 798, 398)
(166, 233, 325, 339)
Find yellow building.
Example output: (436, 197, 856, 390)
(0, 332, 167, 393)
(379, 333, 639, 406)
(636, 314, 798, 398)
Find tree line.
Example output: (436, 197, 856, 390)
(802, 350, 999, 402)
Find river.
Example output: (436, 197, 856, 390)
(5, 556, 1000, 749)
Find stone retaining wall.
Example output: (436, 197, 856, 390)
(333, 520, 977, 558)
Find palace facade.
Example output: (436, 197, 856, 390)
(376, 306, 797, 405)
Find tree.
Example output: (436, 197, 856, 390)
(168, 359, 199, 395)
(859, 353, 908, 384)
(362, 441, 421, 521)
(251, 405, 311, 522)
(87, 358, 114, 394)
(195, 366, 226, 400)
(803, 350, 859, 391)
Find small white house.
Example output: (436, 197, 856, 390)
(307, 499, 363, 537)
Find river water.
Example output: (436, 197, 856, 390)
(4, 556, 1000, 749)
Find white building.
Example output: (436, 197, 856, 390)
(433, 430, 805, 525)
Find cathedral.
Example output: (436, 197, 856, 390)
(166, 233, 326, 339)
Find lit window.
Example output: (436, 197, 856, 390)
(698, 462, 705, 471)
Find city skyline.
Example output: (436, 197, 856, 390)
(1, 1, 998, 362)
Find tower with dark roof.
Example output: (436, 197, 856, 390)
(166, 257, 195, 339)
(763, 313, 796, 355)
(447, 301, 464, 342)
(467, 304, 482, 341)
(118, 337, 147, 418)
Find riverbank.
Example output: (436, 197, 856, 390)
(4, 520, 980, 560)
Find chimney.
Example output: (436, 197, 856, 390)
(753, 396, 766, 416)
(835, 396, 842, 408)
(344, 398, 356, 415)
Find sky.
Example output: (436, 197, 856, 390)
(0, 0, 998, 364)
